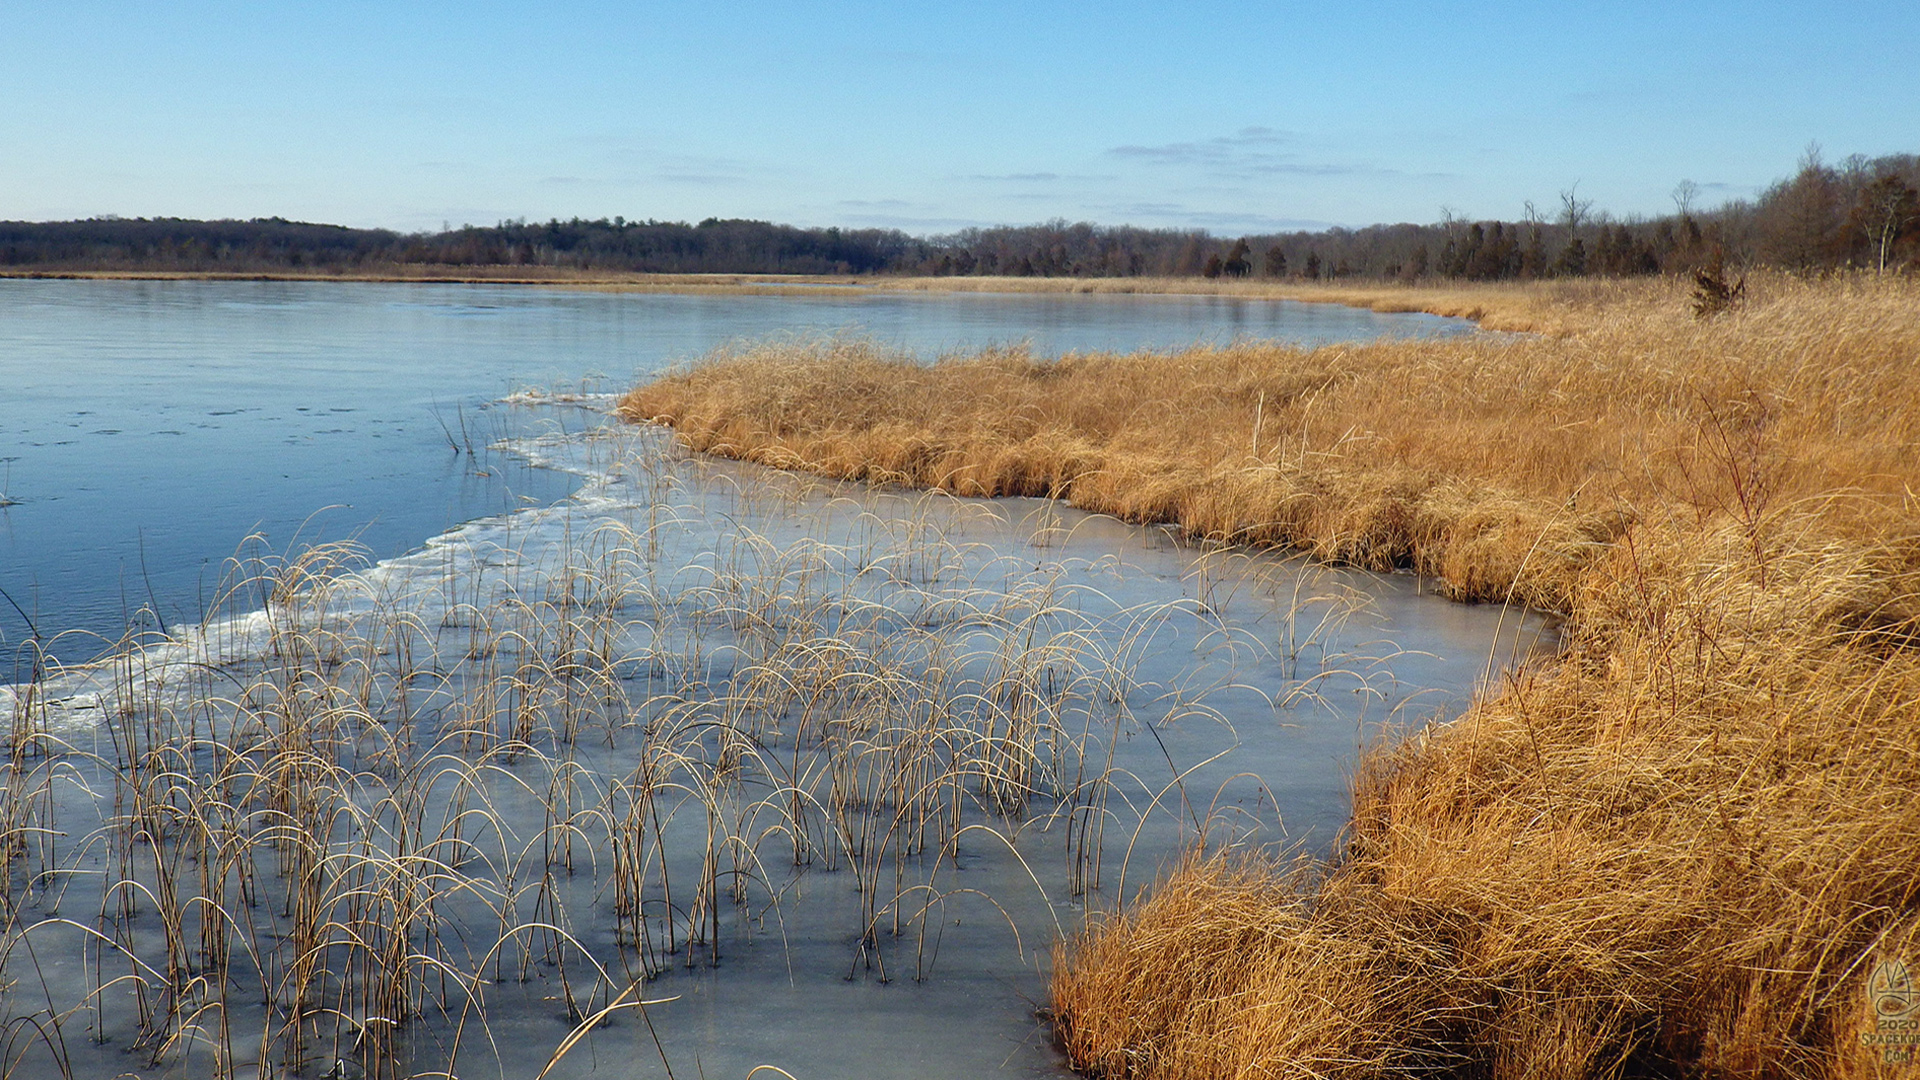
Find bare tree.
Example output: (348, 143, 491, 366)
(1854, 174, 1920, 272)
(1513, 200, 1547, 277)
(1671, 179, 1700, 218)
(1560, 183, 1594, 236)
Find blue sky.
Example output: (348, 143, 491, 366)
(3, 1, 1914, 234)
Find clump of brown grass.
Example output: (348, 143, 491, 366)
(1050, 512, 1920, 1079)
(622, 271, 1920, 1078)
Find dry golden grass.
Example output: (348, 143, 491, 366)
(623, 273, 1920, 613)
(621, 271, 1920, 1079)
(1054, 512, 1920, 1078)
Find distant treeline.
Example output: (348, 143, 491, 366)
(0, 216, 917, 276)
(919, 148, 1919, 281)
(4, 149, 1915, 280)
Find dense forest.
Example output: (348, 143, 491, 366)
(0, 216, 918, 276)
(4, 149, 1915, 280)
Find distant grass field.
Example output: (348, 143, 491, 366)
(623, 272, 1920, 1079)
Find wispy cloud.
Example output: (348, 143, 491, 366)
(551, 132, 774, 188)
(809, 196, 990, 230)
(1109, 126, 1294, 162)
(844, 215, 997, 230)
(656, 170, 750, 186)
(963, 171, 1120, 184)
(1091, 199, 1332, 232)
(1108, 126, 1406, 181)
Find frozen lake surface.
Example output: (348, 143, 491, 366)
(2, 421, 1550, 1080)
(0, 279, 1472, 670)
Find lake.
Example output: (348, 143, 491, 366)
(0, 280, 1530, 1080)
(0, 280, 1471, 672)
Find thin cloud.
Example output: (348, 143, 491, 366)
(1108, 126, 1407, 181)
(834, 211, 995, 230)
(963, 171, 1120, 184)
(1093, 200, 1332, 232)
(819, 197, 989, 230)
(656, 170, 750, 186)
(1108, 126, 1295, 163)
(556, 133, 774, 187)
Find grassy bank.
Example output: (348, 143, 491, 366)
(621, 272, 1920, 1078)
